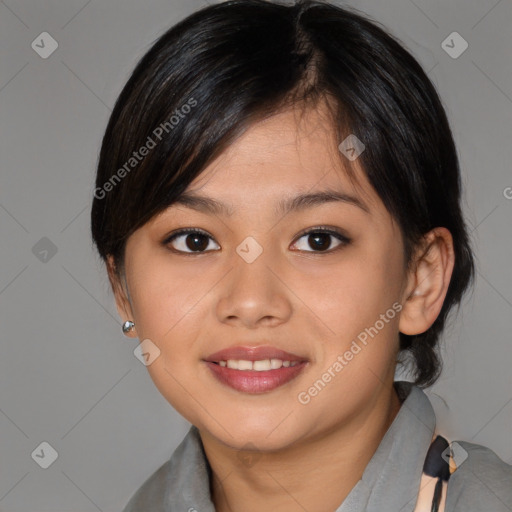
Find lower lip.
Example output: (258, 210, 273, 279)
(204, 361, 308, 393)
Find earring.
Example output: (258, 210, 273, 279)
(122, 320, 135, 334)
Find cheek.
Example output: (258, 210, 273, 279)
(125, 259, 209, 421)
(292, 239, 404, 341)
(127, 254, 207, 341)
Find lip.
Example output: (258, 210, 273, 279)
(204, 361, 308, 393)
(204, 345, 308, 363)
(202, 345, 309, 394)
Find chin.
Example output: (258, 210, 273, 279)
(202, 415, 309, 452)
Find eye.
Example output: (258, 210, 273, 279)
(163, 226, 351, 255)
(163, 228, 220, 254)
(291, 227, 351, 253)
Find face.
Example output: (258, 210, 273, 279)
(112, 104, 413, 451)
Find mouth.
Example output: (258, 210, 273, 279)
(203, 345, 309, 394)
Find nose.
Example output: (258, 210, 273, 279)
(215, 239, 293, 329)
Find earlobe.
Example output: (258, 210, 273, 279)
(106, 255, 137, 337)
(398, 228, 455, 336)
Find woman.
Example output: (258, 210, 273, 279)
(90, 1, 512, 510)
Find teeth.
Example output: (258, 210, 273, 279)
(220, 359, 299, 371)
(270, 358, 282, 369)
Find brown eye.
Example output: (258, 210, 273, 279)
(165, 229, 220, 253)
(291, 228, 350, 253)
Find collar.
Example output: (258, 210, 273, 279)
(163, 380, 436, 512)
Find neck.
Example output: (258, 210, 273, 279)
(200, 381, 402, 512)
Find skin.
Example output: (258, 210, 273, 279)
(108, 102, 455, 512)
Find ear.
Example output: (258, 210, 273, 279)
(106, 255, 138, 338)
(398, 227, 455, 336)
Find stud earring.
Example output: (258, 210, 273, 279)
(122, 320, 135, 335)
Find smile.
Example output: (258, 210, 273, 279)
(204, 360, 308, 393)
(218, 359, 299, 370)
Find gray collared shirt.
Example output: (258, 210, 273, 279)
(121, 381, 512, 511)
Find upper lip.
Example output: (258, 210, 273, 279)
(204, 345, 308, 363)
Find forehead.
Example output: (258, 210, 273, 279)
(181, 105, 379, 214)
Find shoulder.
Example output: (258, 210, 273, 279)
(121, 458, 171, 512)
(446, 440, 512, 512)
(120, 425, 210, 512)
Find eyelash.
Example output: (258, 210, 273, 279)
(162, 226, 351, 255)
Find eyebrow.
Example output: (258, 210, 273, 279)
(173, 188, 370, 217)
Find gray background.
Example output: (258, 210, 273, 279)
(0, 0, 511, 510)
